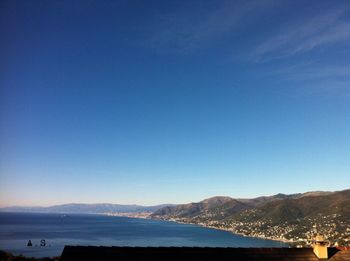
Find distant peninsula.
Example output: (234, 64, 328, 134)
(0, 203, 173, 215)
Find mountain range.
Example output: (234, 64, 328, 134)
(2, 190, 347, 220)
(151, 190, 343, 222)
(0, 203, 172, 214)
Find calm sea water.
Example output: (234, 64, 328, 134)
(0, 212, 287, 257)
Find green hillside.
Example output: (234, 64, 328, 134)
(151, 189, 350, 246)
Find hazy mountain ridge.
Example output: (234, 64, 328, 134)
(0, 203, 173, 214)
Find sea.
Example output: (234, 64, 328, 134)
(0, 212, 287, 257)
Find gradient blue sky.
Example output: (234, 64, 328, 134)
(1, 0, 349, 207)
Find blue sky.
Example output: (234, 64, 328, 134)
(1, 0, 349, 206)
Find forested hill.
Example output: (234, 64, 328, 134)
(151, 189, 350, 246)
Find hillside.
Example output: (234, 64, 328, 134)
(151, 189, 350, 246)
(151, 193, 302, 220)
(152, 196, 246, 220)
(235, 189, 350, 224)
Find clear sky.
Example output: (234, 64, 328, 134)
(1, 0, 349, 207)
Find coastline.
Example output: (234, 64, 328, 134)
(1, 212, 292, 246)
(150, 218, 292, 246)
(99, 212, 292, 246)
(99, 212, 290, 245)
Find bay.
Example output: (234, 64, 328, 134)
(0, 212, 287, 257)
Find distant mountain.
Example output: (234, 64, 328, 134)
(0, 203, 174, 214)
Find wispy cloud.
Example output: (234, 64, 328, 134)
(144, 0, 272, 52)
(269, 63, 350, 80)
(253, 6, 350, 61)
(262, 62, 350, 95)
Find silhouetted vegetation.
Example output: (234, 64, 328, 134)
(0, 250, 59, 261)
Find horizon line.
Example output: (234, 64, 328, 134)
(1, 188, 348, 208)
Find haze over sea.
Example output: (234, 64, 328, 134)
(0, 213, 286, 257)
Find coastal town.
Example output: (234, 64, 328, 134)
(160, 213, 350, 247)
(100, 208, 350, 248)
(103, 212, 152, 219)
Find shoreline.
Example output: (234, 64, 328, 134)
(0, 212, 293, 246)
(99, 212, 292, 245)
(150, 218, 293, 246)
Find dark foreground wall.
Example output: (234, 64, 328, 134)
(60, 246, 350, 261)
